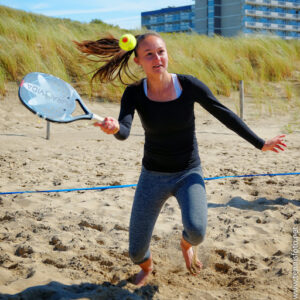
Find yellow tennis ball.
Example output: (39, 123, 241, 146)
(119, 34, 137, 51)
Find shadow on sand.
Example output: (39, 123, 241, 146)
(208, 196, 300, 212)
(0, 280, 159, 300)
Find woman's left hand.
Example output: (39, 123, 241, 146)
(262, 135, 287, 153)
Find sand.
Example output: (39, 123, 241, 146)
(0, 83, 299, 300)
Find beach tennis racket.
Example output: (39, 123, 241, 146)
(18, 72, 104, 123)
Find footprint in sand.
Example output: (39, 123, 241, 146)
(15, 245, 34, 258)
(48, 236, 68, 251)
(43, 258, 66, 269)
(215, 262, 230, 273)
(53, 243, 68, 251)
(79, 220, 104, 232)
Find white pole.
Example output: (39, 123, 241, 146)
(239, 80, 244, 120)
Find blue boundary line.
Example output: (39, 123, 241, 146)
(0, 172, 299, 195)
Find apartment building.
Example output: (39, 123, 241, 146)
(194, 0, 300, 39)
(141, 5, 195, 33)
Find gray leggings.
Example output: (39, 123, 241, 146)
(129, 165, 207, 264)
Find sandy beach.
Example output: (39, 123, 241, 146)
(0, 83, 299, 299)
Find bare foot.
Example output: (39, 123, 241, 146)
(134, 256, 153, 287)
(180, 238, 202, 275)
(134, 269, 152, 287)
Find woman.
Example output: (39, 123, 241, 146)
(75, 32, 286, 286)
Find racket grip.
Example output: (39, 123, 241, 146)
(92, 114, 104, 123)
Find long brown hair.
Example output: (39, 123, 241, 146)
(74, 32, 162, 85)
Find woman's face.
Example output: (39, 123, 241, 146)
(134, 35, 169, 77)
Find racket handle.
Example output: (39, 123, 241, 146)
(92, 114, 104, 123)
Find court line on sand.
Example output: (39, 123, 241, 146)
(0, 172, 299, 195)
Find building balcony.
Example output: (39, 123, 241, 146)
(148, 22, 193, 33)
(245, 21, 300, 32)
(143, 15, 193, 27)
(244, 32, 300, 40)
(283, 35, 300, 40)
(144, 18, 165, 25)
(245, 9, 299, 20)
(245, 0, 300, 9)
(180, 14, 192, 21)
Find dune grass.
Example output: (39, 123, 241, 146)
(0, 4, 300, 112)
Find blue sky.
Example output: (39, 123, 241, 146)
(0, 0, 194, 29)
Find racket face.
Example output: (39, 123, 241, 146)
(19, 72, 85, 123)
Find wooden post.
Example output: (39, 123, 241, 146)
(46, 121, 50, 140)
(239, 80, 244, 120)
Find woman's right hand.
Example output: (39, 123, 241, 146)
(94, 117, 120, 134)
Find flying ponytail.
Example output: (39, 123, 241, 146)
(74, 34, 137, 84)
(74, 32, 162, 85)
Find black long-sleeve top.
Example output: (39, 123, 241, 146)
(114, 74, 265, 172)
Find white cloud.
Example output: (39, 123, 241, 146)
(35, 2, 147, 16)
(105, 15, 140, 23)
(0, 0, 193, 29)
(35, 0, 194, 17)
(31, 3, 50, 10)
(104, 15, 141, 29)
(41, 7, 125, 17)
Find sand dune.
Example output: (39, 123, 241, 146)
(0, 83, 299, 299)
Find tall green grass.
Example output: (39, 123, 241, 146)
(0, 5, 300, 105)
(166, 33, 300, 96)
